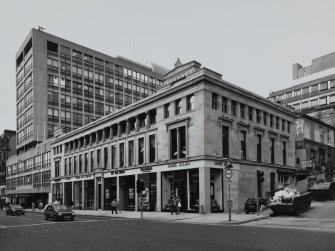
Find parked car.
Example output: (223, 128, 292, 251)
(44, 204, 75, 221)
(6, 205, 25, 216)
(244, 198, 267, 214)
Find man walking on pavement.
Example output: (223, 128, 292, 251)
(111, 199, 118, 214)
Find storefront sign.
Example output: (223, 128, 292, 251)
(111, 170, 125, 175)
(141, 166, 152, 172)
(225, 169, 233, 179)
(168, 162, 191, 168)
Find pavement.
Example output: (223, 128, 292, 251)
(26, 208, 272, 225)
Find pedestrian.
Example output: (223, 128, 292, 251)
(32, 202, 35, 211)
(111, 199, 118, 214)
(170, 195, 176, 215)
(0, 202, 3, 210)
(176, 196, 182, 215)
(39, 201, 43, 210)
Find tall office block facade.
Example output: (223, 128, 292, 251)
(16, 28, 166, 153)
(7, 28, 166, 205)
(268, 52, 335, 127)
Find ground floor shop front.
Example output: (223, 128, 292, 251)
(51, 159, 293, 212)
(6, 192, 50, 209)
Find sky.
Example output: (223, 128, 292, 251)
(1, 0, 335, 134)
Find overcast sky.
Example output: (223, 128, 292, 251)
(1, 0, 335, 134)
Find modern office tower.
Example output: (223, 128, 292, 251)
(16, 28, 166, 153)
(7, 28, 167, 205)
(268, 52, 335, 127)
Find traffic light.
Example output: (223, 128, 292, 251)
(136, 179, 145, 194)
(257, 171, 264, 183)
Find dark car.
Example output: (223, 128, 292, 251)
(44, 204, 75, 221)
(244, 198, 267, 214)
(6, 205, 25, 216)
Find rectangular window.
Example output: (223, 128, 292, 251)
(240, 131, 246, 160)
(222, 126, 229, 158)
(302, 87, 309, 95)
(320, 82, 328, 90)
(330, 95, 335, 103)
(119, 143, 124, 167)
(283, 141, 287, 165)
(128, 141, 134, 166)
(270, 115, 273, 127)
(74, 156, 77, 174)
(164, 104, 170, 118)
(212, 93, 218, 110)
(257, 135, 262, 162)
(79, 154, 82, 174)
(271, 138, 275, 164)
(138, 138, 144, 164)
(175, 99, 182, 115)
(90, 152, 94, 172)
(240, 104, 245, 119)
(231, 100, 236, 116)
(171, 128, 177, 159)
(310, 99, 318, 107)
(319, 97, 327, 106)
(69, 157, 72, 175)
(170, 126, 187, 159)
(256, 110, 261, 123)
(97, 149, 101, 168)
(55, 160, 60, 177)
(263, 112, 267, 125)
(311, 84, 318, 92)
(276, 117, 279, 129)
(84, 153, 88, 173)
(186, 94, 195, 111)
(248, 107, 253, 121)
(103, 147, 108, 169)
(64, 159, 68, 176)
(149, 134, 156, 163)
(111, 145, 116, 169)
(222, 97, 227, 113)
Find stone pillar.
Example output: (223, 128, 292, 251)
(126, 119, 131, 135)
(156, 171, 162, 211)
(62, 182, 65, 205)
(135, 174, 138, 211)
(252, 107, 256, 123)
(227, 99, 232, 115)
(89, 134, 93, 146)
(279, 118, 282, 131)
(145, 112, 151, 129)
(116, 176, 120, 202)
(96, 131, 99, 144)
(78, 138, 81, 149)
(199, 167, 211, 213)
(101, 177, 104, 210)
(236, 102, 241, 118)
(135, 116, 140, 132)
(176, 127, 180, 159)
(102, 129, 106, 142)
(267, 113, 271, 127)
(94, 177, 97, 210)
(81, 180, 85, 210)
(260, 111, 264, 125)
(71, 181, 74, 203)
(187, 170, 190, 210)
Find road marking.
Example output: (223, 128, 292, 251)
(0, 225, 7, 228)
(18, 217, 33, 221)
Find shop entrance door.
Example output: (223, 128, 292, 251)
(97, 184, 101, 209)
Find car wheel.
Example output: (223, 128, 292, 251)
(245, 211, 250, 214)
(22, 212, 25, 216)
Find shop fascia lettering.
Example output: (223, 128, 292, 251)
(168, 161, 191, 168)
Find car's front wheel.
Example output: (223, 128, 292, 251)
(245, 211, 250, 214)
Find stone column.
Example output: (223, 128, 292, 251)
(199, 167, 211, 213)
(96, 131, 99, 144)
(187, 169, 190, 210)
(176, 128, 180, 158)
(135, 174, 138, 211)
(116, 176, 120, 202)
(81, 180, 85, 210)
(62, 182, 65, 205)
(227, 99, 232, 115)
(102, 129, 106, 142)
(135, 116, 140, 132)
(145, 112, 151, 129)
(156, 171, 162, 211)
(71, 181, 74, 204)
(236, 102, 241, 118)
(260, 111, 264, 125)
(101, 177, 104, 210)
(252, 107, 256, 123)
(89, 134, 93, 147)
(126, 119, 131, 135)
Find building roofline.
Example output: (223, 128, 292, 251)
(296, 112, 335, 130)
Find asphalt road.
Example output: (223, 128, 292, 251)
(0, 210, 334, 251)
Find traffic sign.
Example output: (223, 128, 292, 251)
(225, 169, 233, 179)
(227, 200, 233, 209)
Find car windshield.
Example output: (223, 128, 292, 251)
(246, 198, 255, 203)
(54, 205, 68, 210)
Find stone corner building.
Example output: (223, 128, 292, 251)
(51, 60, 297, 213)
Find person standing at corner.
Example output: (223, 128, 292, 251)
(111, 199, 118, 214)
(170, 195, 176, 215)
(176, 196, 182, 215)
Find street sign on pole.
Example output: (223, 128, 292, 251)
(225, 169, 233, 179)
